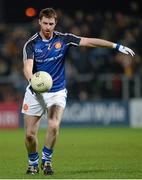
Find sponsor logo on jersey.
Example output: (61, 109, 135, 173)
(35, 49, 43, 53)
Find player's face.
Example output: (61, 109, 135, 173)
(39, 16, 56, 38)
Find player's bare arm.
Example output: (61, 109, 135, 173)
(23, 59, 34, 81)
(79, 37, 113, 48)
(79, 37, 135, 57)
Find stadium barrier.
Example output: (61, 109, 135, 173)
(1, 100, 142, 129)
(40, 101, 129, 128)
(130, 99, 142, 127)
(40, 100, 142, 128)
(0, 103, 19, 129)
(63, 101, 129, 126)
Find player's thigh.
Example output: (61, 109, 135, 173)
(24, 114, 41, 135)
(47, 105, 64, 124)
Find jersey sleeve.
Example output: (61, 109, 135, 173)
(63, 33, 81, 46)
(23, 41, 34, 61)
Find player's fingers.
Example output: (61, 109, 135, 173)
(123, 50, 129, 55)
(125, 47, 135, 57)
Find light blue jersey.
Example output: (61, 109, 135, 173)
(23, 31, 81, 92)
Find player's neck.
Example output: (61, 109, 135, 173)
(39, 31, 53, 40)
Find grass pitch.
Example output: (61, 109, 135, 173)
(0, 127, 142, 179)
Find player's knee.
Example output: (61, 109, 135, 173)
(48, 119, 59, 134)
(25, 132, 36, 142)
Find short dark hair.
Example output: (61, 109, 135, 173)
(39, 8, 57, 21)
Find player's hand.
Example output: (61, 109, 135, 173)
(115, 44, 135, 57)
(29, 85, 36, 95)
(28, 80, 39, 95)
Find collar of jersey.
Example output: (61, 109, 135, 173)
(38, 31, 57, 42)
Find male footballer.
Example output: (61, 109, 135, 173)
(22, 7, 135, 175)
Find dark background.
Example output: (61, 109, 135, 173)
(0, 0, 141, 102)
(1, 0, 142, 22)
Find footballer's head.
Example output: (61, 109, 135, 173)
(39, 8, 57, 38)
(39, 8, 58, 22)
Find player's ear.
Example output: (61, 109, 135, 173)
(54, 20, 58, 26)
(39, 19, 41, 26)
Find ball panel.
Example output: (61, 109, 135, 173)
(31, 71, 53, 93)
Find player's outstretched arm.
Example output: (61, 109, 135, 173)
(79, 37, 135, 57)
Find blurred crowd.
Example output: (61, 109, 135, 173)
(0, 7, 142, 104)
